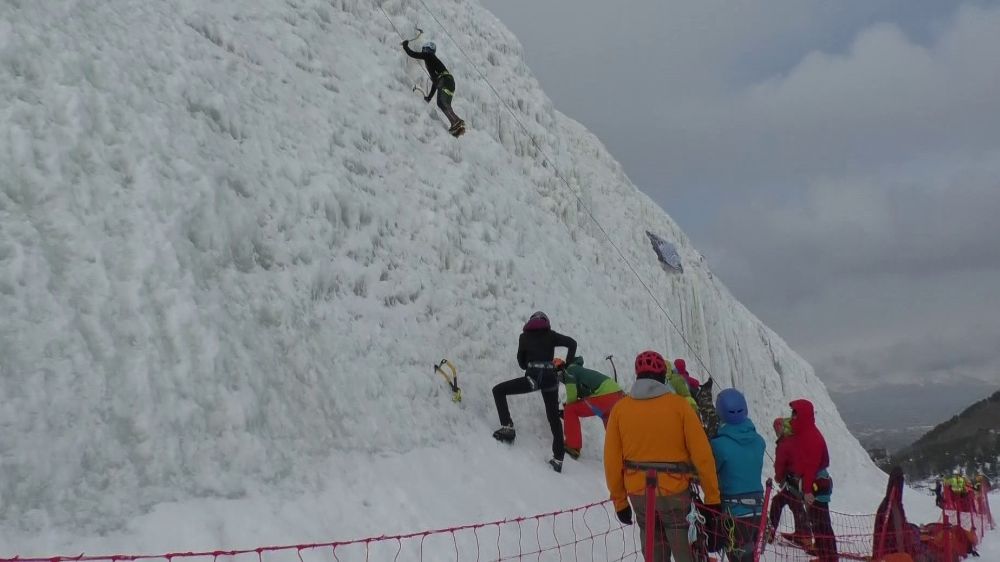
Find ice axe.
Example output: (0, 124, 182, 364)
(405, 27, 424, 44)
(605, 354, 618, 383)
(433, 358, 462, 403)
(401, 27, 434, 97)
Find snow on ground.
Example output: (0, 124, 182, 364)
(977, 496, 1000, 557)
(1, 0, 885, 556)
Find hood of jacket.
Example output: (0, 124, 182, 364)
(674, 358, 687, 375)
(523, 318, 550, 332)
(629, 378, 673, 400)
(569, 355, 585, 367)
(789, 399, 816, 434)
(716, 419, 762, 445)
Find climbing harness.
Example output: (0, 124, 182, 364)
(433, 358, 462, 403)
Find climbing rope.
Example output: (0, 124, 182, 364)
(380, 0, 718, 384)
(376, 2, 405, 39)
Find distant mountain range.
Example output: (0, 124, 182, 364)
(891, 388, 1000, 480)
(830, 377, 998, 452)
(830, 379, 998, 452)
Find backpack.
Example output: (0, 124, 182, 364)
(692, 378, 720, 438)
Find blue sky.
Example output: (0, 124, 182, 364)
(483, 0, 1000, 389)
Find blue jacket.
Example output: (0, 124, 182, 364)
(710, 419, 765, 517)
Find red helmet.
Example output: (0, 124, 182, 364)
(635, 350, 667, 376)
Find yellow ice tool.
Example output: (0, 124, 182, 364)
(433, 359, 462, 403)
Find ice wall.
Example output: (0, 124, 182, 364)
(0, 0, 880, 546)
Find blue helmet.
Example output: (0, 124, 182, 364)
(716, 388, 749, 425)
(422, 42, 436, 54)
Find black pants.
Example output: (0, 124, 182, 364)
(492, 371, 564, 461)
(434, 75, 461, 127)
(769, 488, 809, 537)
(807, 500, 838, 562)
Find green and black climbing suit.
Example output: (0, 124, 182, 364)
(402, 41, 463, 131)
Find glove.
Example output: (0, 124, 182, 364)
(616, 506, 633, 526)
(558, 408, 564, 419)
(423, 95, 432, 103)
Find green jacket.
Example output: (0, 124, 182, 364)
(946, 475, 968, 493)
(563, 356, 621, 403)
(665, 368, 700, 411)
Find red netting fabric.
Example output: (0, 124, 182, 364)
(2, 486, 995, 562)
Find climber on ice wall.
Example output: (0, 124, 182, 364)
(492, 311, 576, 473)
(401, 39, 465, 137)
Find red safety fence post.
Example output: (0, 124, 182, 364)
(953, 507, 959, 533)
(644, 468, 657, 561)
(893, 500, 906, 556)
(752, 478, 773, 562)
(942, 508, 953, 562)
(970, 491, 981, 540)
(874, 485, 896, 558)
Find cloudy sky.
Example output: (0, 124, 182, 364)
(483, 0, 1000, 390)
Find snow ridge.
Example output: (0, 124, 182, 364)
(0, 0, 879, 550)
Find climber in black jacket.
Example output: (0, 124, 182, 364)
(492, 311, 577, 473)
(402, 40, 465, 134)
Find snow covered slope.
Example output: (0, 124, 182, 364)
(0, 0, 880, 552)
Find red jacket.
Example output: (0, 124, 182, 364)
(673, 358, 701, 391)
(787, 399, 829, 494)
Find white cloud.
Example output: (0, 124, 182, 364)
(487, 0, 1000, 390)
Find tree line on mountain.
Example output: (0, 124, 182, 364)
(890, 388, 1000, 481)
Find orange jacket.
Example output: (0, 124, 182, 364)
(603, 379, 721, 511)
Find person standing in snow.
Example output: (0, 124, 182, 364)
(786, 399, 838, 562)
(672, 358, 700, 394)
(492, 311, 576, 473)
(554, 356, 624, 460)
(709, 389, 766, 562)
(401, 40, 465, 135)
(946, 469, 969, 497)
(767, 417, 810, 545)
(945, 469, 972, 511)
(603, 350, 721, 562)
